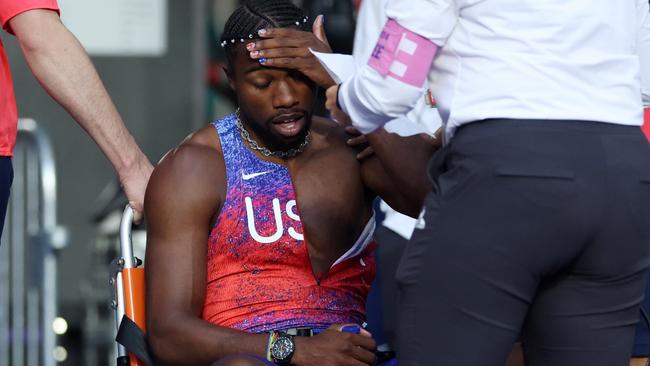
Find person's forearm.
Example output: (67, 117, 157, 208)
(149, 314, 268, 366)
(14, 11, 148, 179)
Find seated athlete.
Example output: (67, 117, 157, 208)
(144, 1, 435, 365)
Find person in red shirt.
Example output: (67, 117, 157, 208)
(0, 1, 152, 235)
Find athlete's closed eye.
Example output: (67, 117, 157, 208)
(250, 78, 271, 90)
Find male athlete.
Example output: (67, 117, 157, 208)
(144, 1, 434, 365)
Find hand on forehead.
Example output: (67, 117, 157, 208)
(240, 15, 335, 88)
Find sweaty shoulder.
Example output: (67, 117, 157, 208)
(145, 125, 226, 223)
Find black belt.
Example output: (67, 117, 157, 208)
(284, 327, 317, 337)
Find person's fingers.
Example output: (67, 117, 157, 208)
(347, 345, 377, 365)
(358, 328, 373, 338)
(346, 135, 367, 146)
(325, 85, 339, 111)
(342, 359, 371, 366)
(129, 201, 144, 225)
(247, 38, 285, 52)
(345, 126, 362, 136)
(312, 15, 330, 48)
(338, 325, 375, 349)
(249, 35, 306, 51)
(260, 57, 303, 68)
(257, 27, 298, 38)
(356, 147, 374, 160)
(331, 111, 350, 127)
(259, 57, 333, 88)
(349, 333, 377, 351)
(250, 47, 310, 60)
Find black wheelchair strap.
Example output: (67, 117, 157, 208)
(116, 315, 155, 366)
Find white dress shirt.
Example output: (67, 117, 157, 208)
(353, 0, 438, 240)
(339, 0, 650, 140)
(640, 2, 650, 108)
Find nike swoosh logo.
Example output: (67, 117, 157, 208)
(242, 171, 271, 180)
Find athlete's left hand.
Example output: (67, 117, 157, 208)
(249, 14, 335, 88)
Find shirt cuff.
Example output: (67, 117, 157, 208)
(338, 65, 426, 135)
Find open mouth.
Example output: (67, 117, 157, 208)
(272, 114, 305, 138)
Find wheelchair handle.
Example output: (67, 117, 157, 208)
(120, 205, 136, 269)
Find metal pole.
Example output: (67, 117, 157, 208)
(120, 206, 135, 269)
(26, 289, 39, 366)
(25, 136, 40, 366)
(11, 145, 26, 366)
(16, 119, 64, 366)
(115, 205, 134, 361)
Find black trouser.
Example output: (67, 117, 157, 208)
(0, 157, 12, 238)
(632, 269, 650, 357)
(374, 225, 409, 350)
(396, 119, 650, 366)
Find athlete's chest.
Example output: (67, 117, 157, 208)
(221, 145, 372, 272)
(290, 152, 372, 257)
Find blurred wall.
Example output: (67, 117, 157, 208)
(0, 0, 198, 305)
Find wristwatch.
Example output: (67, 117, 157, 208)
(269, 332, 295, 365)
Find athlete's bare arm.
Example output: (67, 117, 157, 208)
(145, 127, 269, 365)
(311, 118, 434, 218)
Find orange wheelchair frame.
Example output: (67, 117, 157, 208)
(111, 206, 148, 366)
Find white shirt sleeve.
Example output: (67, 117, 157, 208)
(338, 65, 425, 133)
(385, 0, 458, 47)
(638, 0, 650, 107)
(339, 0, 458, 134)
(353, 0, 388, 67)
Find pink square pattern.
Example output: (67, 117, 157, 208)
(368, 19, 438, 87)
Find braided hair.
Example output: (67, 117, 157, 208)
(221, 0, 309, 59)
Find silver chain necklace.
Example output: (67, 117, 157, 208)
(235, 109, 311, 159)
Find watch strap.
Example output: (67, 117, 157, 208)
(266, 331, 281, 362)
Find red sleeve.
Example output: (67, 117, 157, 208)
(0, 0, 60, 34)
(642, 108, 650, 140)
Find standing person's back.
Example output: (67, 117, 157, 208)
(325, 0, 650, 365)
(336, 0, 648, 136)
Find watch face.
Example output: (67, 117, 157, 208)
(271, 336, 295, 360)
